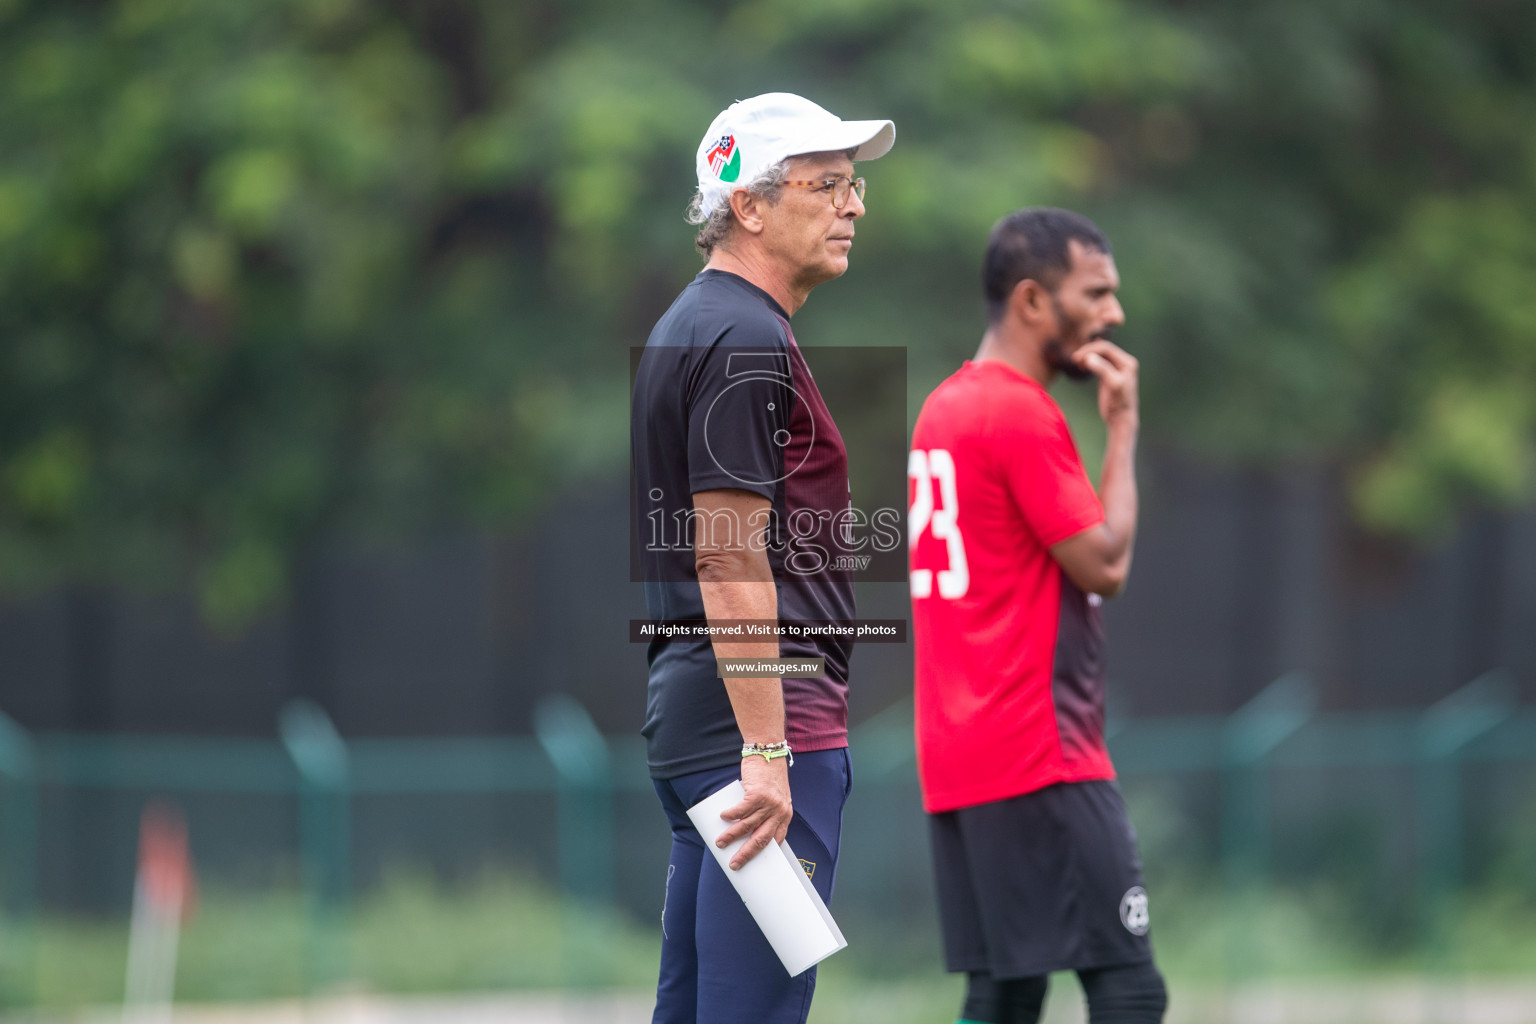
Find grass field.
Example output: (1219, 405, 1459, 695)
(2, 867, 1534, 1021)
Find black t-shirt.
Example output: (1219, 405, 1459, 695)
(631, 269, 856, 779)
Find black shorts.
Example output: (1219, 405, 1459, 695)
(928, 779, 1155, 979)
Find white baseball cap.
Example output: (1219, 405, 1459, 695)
(694, 93, 896, 218)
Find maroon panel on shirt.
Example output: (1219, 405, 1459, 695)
(781, 334, 848, 502)
(773, 316, 854, 754)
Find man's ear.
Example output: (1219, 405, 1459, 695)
(1008, 278, 1050, 325)
(728, 188, 767, 236)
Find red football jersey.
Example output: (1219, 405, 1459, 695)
(909, 360, 1114, 812)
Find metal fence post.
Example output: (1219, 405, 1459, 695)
(279, 700, 351, 991)
(1219, 672, 1315, 977)
(1416, 670, 1514, 973)
(534, 694, 612, 985)
(0, 710, 37, 1009)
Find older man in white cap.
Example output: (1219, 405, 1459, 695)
(630, 93, 894, 1023)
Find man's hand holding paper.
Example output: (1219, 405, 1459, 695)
(717, 754, 793, 870)
(686, 780, 848, 977)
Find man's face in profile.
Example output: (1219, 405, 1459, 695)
(757, 151, 866, 293)
(1041, 240, 1125, 381)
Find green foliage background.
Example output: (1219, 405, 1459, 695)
(3, 0, 1534, 625)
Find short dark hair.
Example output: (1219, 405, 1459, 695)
(983, 208, 1111, 324)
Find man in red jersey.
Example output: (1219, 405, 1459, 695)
(908, 208, 1166, 1024)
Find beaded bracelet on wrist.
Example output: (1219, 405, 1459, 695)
(741, 740, 794, 766)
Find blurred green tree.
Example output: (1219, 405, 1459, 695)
(1, 0, 1532, 626)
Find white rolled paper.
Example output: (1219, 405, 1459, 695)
(685, 780, 848, 977)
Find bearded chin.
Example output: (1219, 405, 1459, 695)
(1045, 340, 1094, 382)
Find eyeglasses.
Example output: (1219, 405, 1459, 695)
(781, 175, 867, 209)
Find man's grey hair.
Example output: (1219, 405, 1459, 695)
(685, 159, 790, 259)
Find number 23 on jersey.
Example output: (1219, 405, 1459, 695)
(909, 449, 969, 599)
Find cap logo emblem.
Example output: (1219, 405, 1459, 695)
(706, 134, 741, 182)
